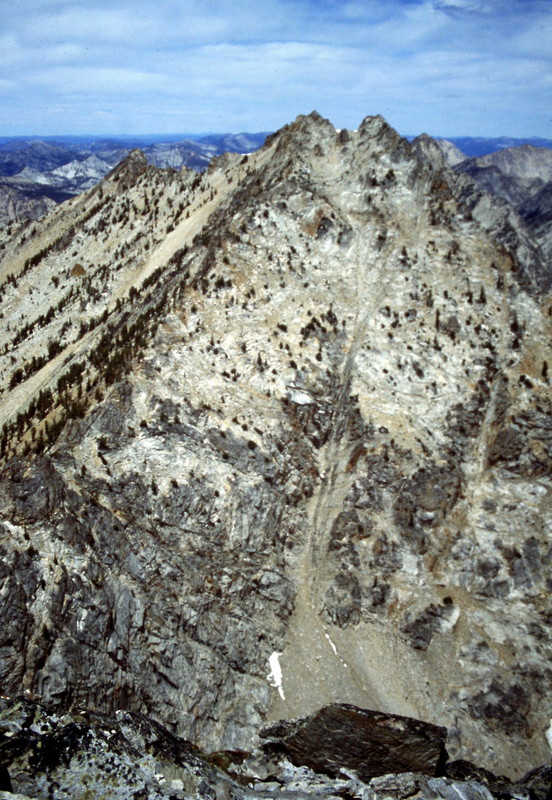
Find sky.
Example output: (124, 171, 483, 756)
(0, 0, 551, 138)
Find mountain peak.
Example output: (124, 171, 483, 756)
(0, 110, 550, 782)
(356, 114, 411, 161)
(268, 110, 335, 150)
(294, 109, 332, 127)
(411, 133, 449, 168)
(107, 147, 148, 188)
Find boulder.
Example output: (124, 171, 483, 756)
(260, 703, 448, 781)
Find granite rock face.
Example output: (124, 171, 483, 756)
(0, 112, 550, 777)
(456, 145, 552, 209)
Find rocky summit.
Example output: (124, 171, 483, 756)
(0, 111, 550, 793)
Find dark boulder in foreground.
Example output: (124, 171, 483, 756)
(260, 702, 449, 781)
(1, 697, 550, 800)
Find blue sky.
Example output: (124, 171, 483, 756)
(0, 0, 550, 137)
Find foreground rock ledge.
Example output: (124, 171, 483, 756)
(260, 703, 449, 781)
(1, 697, 551, 799)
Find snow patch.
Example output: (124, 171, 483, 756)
(267, 651, 285, 700)
(324, 632, 338, 655)
(546, 719, 552, 752)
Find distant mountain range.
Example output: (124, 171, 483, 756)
(0, 133, 269, 225)
(0, 132, 270, 176)
(0, 131, 551, 228)
(437, 135, 552, 157)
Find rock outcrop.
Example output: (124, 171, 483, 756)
(0, 112, 550, 779)
(260, 704, 448, 780)
(1, 698, 550, 800)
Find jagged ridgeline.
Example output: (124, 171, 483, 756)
(0, 113, 550, 778)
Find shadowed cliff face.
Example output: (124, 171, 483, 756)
(444, 143, 552, 283)
(0, 112, 550, 778)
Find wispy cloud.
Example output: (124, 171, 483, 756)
(433, 0, 492, 13)
(0, 0, 550, 136)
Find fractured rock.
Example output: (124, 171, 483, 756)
(0, 110, 550, 777)
(260, 703, 448, 781)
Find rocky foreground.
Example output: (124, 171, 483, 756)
(1, 698, 550, 800)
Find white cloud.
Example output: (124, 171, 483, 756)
(433, 0, 492, 11)
(0, 0, 550, 136)
(26, 66, 168, 95)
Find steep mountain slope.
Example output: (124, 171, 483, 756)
(435, 139, 467, 166)
(412, 135, 551, 293)
(451, 145, 552, 268)
(0, 186, 59, 230)
(463, 145, 552, 181)
(0, 134, 269, 226)
(409, 140, 552, 271)
(0, 113, 550, 780)
(456, 145, 552, 209)
(521, 182, 552, 265)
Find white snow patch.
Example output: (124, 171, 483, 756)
(325, 632, 338, 655)
(267, 651, 285, 700)
(546, 719, 552, 752)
